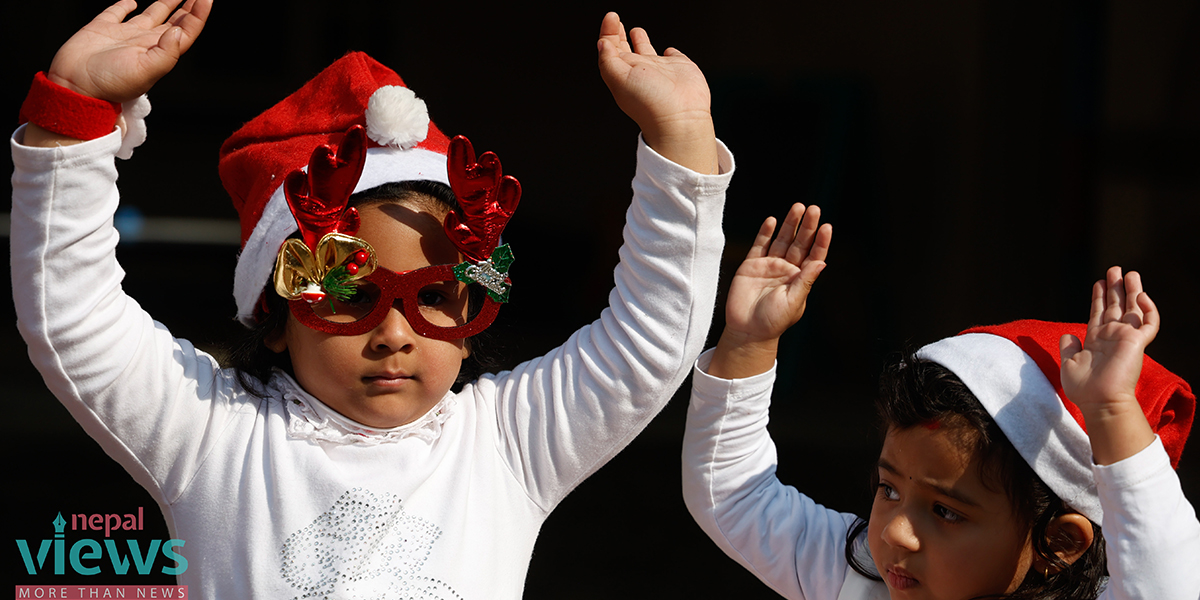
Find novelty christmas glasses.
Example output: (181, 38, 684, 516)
(273, 126, 520, 340)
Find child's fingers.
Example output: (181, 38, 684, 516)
(1087, 280, 1105, 330)
(629, 27, 658, 56)
(746, 217, 777, 260)
(1123, 270, 1144, 316)
(1104, 266, 1126, 324)
(1138, 291, 1160, 337)
(96, 0, 139, 24)
(767, 203, 805, 258)
(168, 0, 205, 27)
(598, 12, 630, 53)
(129, 0, 186, 28)
(787, 205, 822, 266)
(806, 223, 833, 264)
(166, 0, 211, 51)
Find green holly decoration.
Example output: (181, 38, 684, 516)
(491, 244, 514, 272)
(321, 265, 356, 310)
(453, 244, 515, 303)
(484, 283, 511, 304)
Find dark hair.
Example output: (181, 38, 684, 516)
(225, 180, 500, 396)
(844, 352, 1107, 600)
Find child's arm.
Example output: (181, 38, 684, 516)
(1060, 267, 1200, 599)
(597, 12, 718, 174)
(13, 1, 223, 507)
(683, 207, 867, 600)
(22, 0, 210, 148)
(488, 13, 736, 510)
(1060, 266, 1160, 465)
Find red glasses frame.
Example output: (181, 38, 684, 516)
(288, 263, 502, 339)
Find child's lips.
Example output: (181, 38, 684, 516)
(885, 566, 919, 591)
(364, 372, 413, 387)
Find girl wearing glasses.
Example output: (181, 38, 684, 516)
(12, 2, 742, 598)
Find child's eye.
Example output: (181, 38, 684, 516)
(344, 287, 372, 305)
(933, 504, 964, 523)
(876, 483, 899, 501)
(418, 290, 447, 306)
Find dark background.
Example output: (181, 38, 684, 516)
(4, 0, 1198, 596)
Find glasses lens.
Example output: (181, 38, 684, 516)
(311, 280, 381, 323)
(414, 278, 472, 328)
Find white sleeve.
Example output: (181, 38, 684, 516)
(682, 349, 865, 600)
(11, 126, 250, 507)
(1095, 436, 1200, 600)
(485, 135, 733, 510)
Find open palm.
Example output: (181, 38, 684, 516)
(596, 13, 711, 145)
(724, 203, 832, 344)
(48, 0, 211, 102)
(1060, 266, 1158, 413)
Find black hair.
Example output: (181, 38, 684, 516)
(843, 352, 1107, 600)
(225, 180, 501, 397)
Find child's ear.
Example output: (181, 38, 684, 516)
(264, 323, 289, 354)
(460, 338, 471, 360)
(1041, 513, 1095, 573)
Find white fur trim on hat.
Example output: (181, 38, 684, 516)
(364, 86, 429, 150)
(233, 145, 450, 326)
(916, 333, 1104, 523)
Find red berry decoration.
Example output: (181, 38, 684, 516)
(345, 262, 360, 275)
(353, 250, 369, 265)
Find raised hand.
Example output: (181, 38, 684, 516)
(596, 12, 717, 174)
(708, 204, 833, 379)
(1059, 266, 1159, 464)
(47, 0, 212, 103)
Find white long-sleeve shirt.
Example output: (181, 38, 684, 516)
(11, 125, 733, 600)
(682, 351, 1200, 600)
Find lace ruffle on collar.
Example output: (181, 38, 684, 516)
(270, 372, 456, 446)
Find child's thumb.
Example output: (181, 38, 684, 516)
(795, 261, 826, 295)
(1059, 333, 1083, 363)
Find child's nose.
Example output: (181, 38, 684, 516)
(880, 512, 921, 552)
(369, 304, 418, 352)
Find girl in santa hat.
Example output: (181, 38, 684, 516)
(682, 206, 1198, 599)
(13, 1, 734, 598)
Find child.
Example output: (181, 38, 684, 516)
(12, 1, 734, 597)
(682, 206, 1200, 599)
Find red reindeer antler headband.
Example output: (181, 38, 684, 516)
(285, 126, 368, 250)
(444, 136, 521, 262)
(444, 136, 520, 302)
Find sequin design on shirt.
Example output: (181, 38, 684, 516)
(280, 488, 461, 599)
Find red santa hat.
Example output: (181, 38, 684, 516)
(219, 51, 451, 325)
(915, 319, 1194, 523)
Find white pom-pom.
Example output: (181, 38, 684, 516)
(365, 86, 430, 150)
(116, 95, 152, 160)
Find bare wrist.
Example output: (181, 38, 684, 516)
(641, 114, 718, 174)
(1079, 400, 1156, 465)
(46, 70, 92, 97)
(707, 330, 778, 380)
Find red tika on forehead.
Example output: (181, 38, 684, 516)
(284, 126, 368, 252)
(443, 136, 521, 263)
